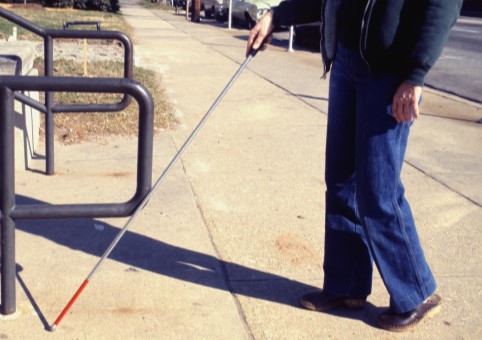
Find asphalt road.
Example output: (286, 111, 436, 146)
(269, 15, 482, 104)
(425, 16, 482, 103)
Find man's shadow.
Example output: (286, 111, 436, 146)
(10, 194, 382, 329)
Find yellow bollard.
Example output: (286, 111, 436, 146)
(83, 38, 87, 76)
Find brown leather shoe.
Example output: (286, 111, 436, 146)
(300, 290, 367, 312)
(377, 293, 442, 332)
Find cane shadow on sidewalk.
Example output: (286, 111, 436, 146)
(15, 194, 382, 328)
(0, 264, 50, 330)
(14, 264, 51, 330)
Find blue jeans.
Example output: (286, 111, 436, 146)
(322, 44, 436, 313)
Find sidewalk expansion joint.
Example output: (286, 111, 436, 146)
(405, 160, 482, 208)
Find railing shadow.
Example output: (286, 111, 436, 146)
(13, 194, 383, 329)
(15, 194, 316, 306)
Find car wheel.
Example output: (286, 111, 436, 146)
(205, 7, 213, 18)
(215, 11, 227, 22)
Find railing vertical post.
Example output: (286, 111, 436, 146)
(45, 36, 55, 175)
(0, 86, 17, 315)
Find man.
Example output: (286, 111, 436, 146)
(246, 0, 462, 332)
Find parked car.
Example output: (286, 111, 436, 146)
(229, 0, 282, 29)
(202, 0, 227, 20)
(174, 0, 191, 12)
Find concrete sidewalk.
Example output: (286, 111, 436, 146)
(2, 1, 481, 339)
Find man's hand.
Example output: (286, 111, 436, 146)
(390, 81, 423, 123)
(246, 11, 274, 57)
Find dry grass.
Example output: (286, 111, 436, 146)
(35, 58, 176, 144)
(2, 4, 176, 144)
(0, 3, 132, 40)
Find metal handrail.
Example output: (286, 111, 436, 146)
(0, 75, 154, 316)
(0, 8, 134, 174)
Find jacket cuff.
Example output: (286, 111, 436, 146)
(405, 68, 427, 86)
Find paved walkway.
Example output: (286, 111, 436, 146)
(2, 1, 481, 339)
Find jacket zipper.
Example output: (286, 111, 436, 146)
(359, 0, 375, 72)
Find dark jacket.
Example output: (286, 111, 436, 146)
(272, 0, 463, 85)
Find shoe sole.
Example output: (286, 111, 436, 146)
(378, 303, 442, 333)
(300, 298, 366, 312)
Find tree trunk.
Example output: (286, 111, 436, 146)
(192, 0, 201, 22)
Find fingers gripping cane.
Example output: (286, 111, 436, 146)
(49, 43, 265, 331)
